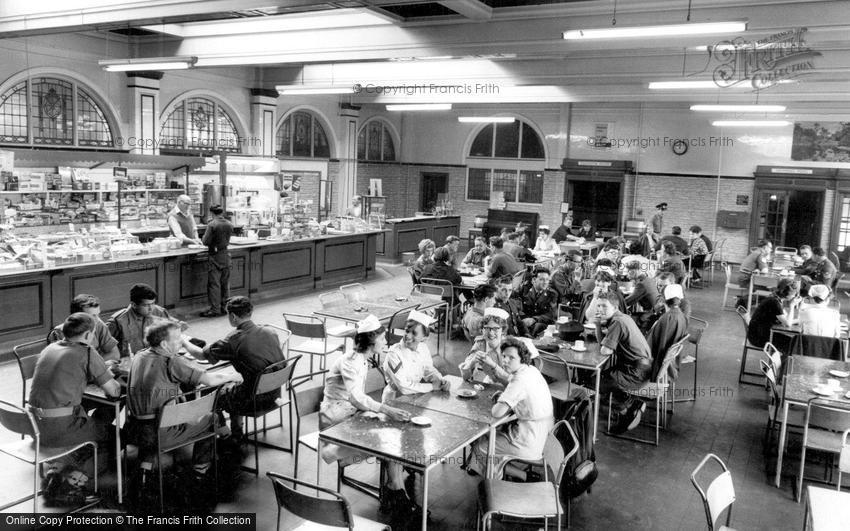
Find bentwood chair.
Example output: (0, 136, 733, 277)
(690, 453, 736, 531)
(478, 420, 579, 531)
(267, 472, 389, 531)
(0, 400, 99, 514)
(736, 306, 764, 385)
(386, 306, 414, 345)
(339, 283, 366, 304)
(796, 398, 850, 502)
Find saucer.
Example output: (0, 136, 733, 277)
(829, 369, 850, 378)
(410, 416, 432, 426)
(571, 345, 588, 352)
(457, 389, 478, 399)
(812, 386, 835, 396)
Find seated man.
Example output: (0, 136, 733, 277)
(442, 235, 461, 269)
(29, 313, 122, 451)
(124, 320, 242, 476)
(647, 284, 689, 381)
(656, 226, 689, 254)
(107, 283, 202, 358)
(576, 219, 595, 240)
(580, 258, 618, 294)
(493, 275, 529, 337)
(624, 260, 657, 314)
(195, 296, 286, 440)
(486, 237, 521, 280)
(633, 226, 657, 258)
(594, 292, 653, 433)
(503, 232, 533, 261)
(48, 293, 120, 362)
(550, 258, 583, 305)
(579, 270, 627, 323)
(658, 241, 686, 284)
(420, 247, 463, 286)
(462, 236, 491, 267)
(462, 284, 497, 341)
(552, 213, 576, 243)
(738, 239, 772, 291)
(802, 247, 837, 291)
(520, 267, 558, 337)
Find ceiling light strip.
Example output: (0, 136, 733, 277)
(711, 120, 791, 127)
(691, 104, 786, 112)
(564, 21, 746, 40)
(386, 104, 452, 111)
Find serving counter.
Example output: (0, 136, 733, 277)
(0, 230, 381, 348)
(378, 215, 460, 261)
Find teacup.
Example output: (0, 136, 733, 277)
(574, 340, 585, 350)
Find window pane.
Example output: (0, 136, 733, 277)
(217, 107, 240, 152)
(492, 169, 517, 202)
(313, 117, 330, 158)
(520, 122, 544, 159)
(469, 124, 494, 157)
(839, 197, 850, 251)
(161, 103, 185, 151)
(494, 121, 520, 158)
(32, 78, 73, 145)
(186, 98, 214, 150)
(357, 128, 366, 159)
(367, 121, 382, 160)
(518, 170, 543, 203)
(467, 168, 491, 200)
(0, 81, 28, 143)
(276, 116, 292, 156)
(76, 88, 113, 147)
(382, 126, 396, 161)
(292, 112, 312, 157)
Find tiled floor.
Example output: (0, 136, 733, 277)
(0, 263, 837, 530)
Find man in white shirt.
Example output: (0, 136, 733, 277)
(167, 194, 201, 246)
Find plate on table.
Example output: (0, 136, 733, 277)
(829, 369, 850, 378)
(812, 386, 835, 396)
(187, 244, 205, 250)
(457, 389, 478, 399)
(395, 296, 409, 302)
(410, 416, 432, 426)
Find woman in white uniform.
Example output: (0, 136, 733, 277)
(319, 314, 417, 515)
(467, 336, 554, 476)
(382, 310, 450, 402)
(459, 308, 511, 385)
(534, 226, 558, 252)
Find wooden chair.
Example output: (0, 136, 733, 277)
(736, 306, 764, 385)
(267, 472, 389, 531)
(477, 420, 579, 530)
(0, 400, 100, 513)
(674, 316, 707, 403)
(690, 453, 736, 531)
(721, 262, 745, 311)
(796, 398, 850, 502)
(283, 313, 345, 382)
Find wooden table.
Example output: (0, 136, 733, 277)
(318, 402, 489, 530)
(532, 337, 611, 442)
(749, 271, 798, 311)
(803, 486, 850, 530)
(774, 356, 850, 487)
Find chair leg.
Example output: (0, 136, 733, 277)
(293, 441, 301, 480)
(738, 346, 748, 384)
(253, 416, 259, 475)
(797, 444, 807, 502)
(158, 459, 165, 513)
(33, 455, 38, 514)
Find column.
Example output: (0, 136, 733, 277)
(125, 72, 162, 155)
(338, 103, 360, 215)
(249, 89, 278, 157)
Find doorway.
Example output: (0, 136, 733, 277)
(420, 173, 448, 212)
(755, 189, 823, 249)
(566, 180, 622, 233)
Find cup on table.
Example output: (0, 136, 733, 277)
(828, 378, 841, 389)
(557, 315, 571, 324)
(544, 325, 556, 337)
(574, 340, 585, 350)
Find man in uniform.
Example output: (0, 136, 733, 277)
(167, 194, 201, 246)
(493, 275, 529, 337)
(196, 296, 285, 440)
(124, 320, 242, 475)
(486, 237, 521, 280)
(520, 267, 558, 337)
(200, 204, 233, 317)
(48, 294, 120, 362)
(649, 202, 667, 237)
(29, 313, 121, 450)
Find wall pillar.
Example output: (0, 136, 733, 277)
(338, 104, 360, 215)
(125, 72, 162, 155)
(249, 89, 278, 157)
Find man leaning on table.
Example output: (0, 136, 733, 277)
(167, 194, 202, 246)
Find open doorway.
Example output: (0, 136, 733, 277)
(420, 172, 448, 212)
(755, 189, 823, 249)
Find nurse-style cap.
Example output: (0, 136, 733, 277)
(356, 314, 382, 334)
(484, 307, 510, 321)
(407, 309, 435, 327)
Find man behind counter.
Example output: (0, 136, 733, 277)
(200, 204, 233, 318)
(167, 194, 202, 246)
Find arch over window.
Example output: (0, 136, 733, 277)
(160, 96, 242, 153)
(276, 110, 330, 158)
(357, 118, 397, 161)
(465, 118, 546, 205)
(0, 76, 116, 148)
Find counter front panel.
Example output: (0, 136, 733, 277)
(0, 276, 50, 341)
(381, 216, 460, 261)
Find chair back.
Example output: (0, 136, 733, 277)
(762, 342, 783, 376)
(735, 305, 750, 328)
(759, 359, 780, 405)
(805, 398, 850, 433)
(511, 269, 525, 291)
(775, 246, 798, 255)
(407, 266, 419, 286)
(840, 430, 850, 478)
(832, 273, 845, 294)
(0, 400, 37, 439)
(158, 387, 219, 429)
(538, 352, 570, 382)
(545, 419, 580, 486)
(421, 277, 455, 300)
(293, 381, 325, 417)
(687, 316, 708, 346)
(261, 324, 293, 358)
(386, 308, 413, 345)
(255, 355, 301, 396)
(283, 313, 327, 340)
(267, 472, 353, 530)
(13, 339, 46, 406)
(655, 335, 689, 383)
(318, 291, 346, 308)
(794, 334, 842, 361)
(690, 453, 735, 531)
(339, 283, 366, 304)
(722, 262, 733, 284)
(412, 283, 445, 300)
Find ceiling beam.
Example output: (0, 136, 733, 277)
(438, 0, 492, 20)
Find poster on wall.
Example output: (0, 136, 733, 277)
(489, 191, 506, 209)
(591, 123, 613, 148)
(792, 121, 850, 162)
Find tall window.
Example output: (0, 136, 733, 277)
(837, 196, 850, 251)
(0, 76, 115, 148)
(465, 119, 545, 204)
(276, 110, 330, 158)
(160, 96, 242, 153)
(357, 119, 397, 161)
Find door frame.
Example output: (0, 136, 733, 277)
(749, 183, 825, 249)
(420, 172, 448, 212)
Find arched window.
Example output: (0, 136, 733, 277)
(0, 76, 115, 148)
(357, 119, 397, 161)
(160, 96, 242, 153)
(466, 119, 545, 204)
(276, 110, 330, 158)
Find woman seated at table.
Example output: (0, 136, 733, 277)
(462, 236, 491, 267)
(460, 308, 511, 385)
(412, 238, 436, 281)
(534, 226, 558, 252)
(382, 310, 451, 402)
(799, 284, 842, 338)
(576, 219, 595, 240)
(747, 278, 801, 350)
(319, 315, 418, 516)
(466, 337, 553, 476)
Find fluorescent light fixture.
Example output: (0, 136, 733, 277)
(99, 56, 197, 72)
(420, 56, 454, 61)
(458, 116, 516, 123)
(691, 104, 786, 112)
(711, 120, 791, 127)
(650, 79, 797, 89)
(564, 21, 746, 40)
(386, 104, 452, 111)
(276, 85, 355, 95)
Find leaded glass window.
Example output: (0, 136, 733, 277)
(357, 119, 397, 161)
(160, 96, 242, 153)
(276, 110, 332, 158)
